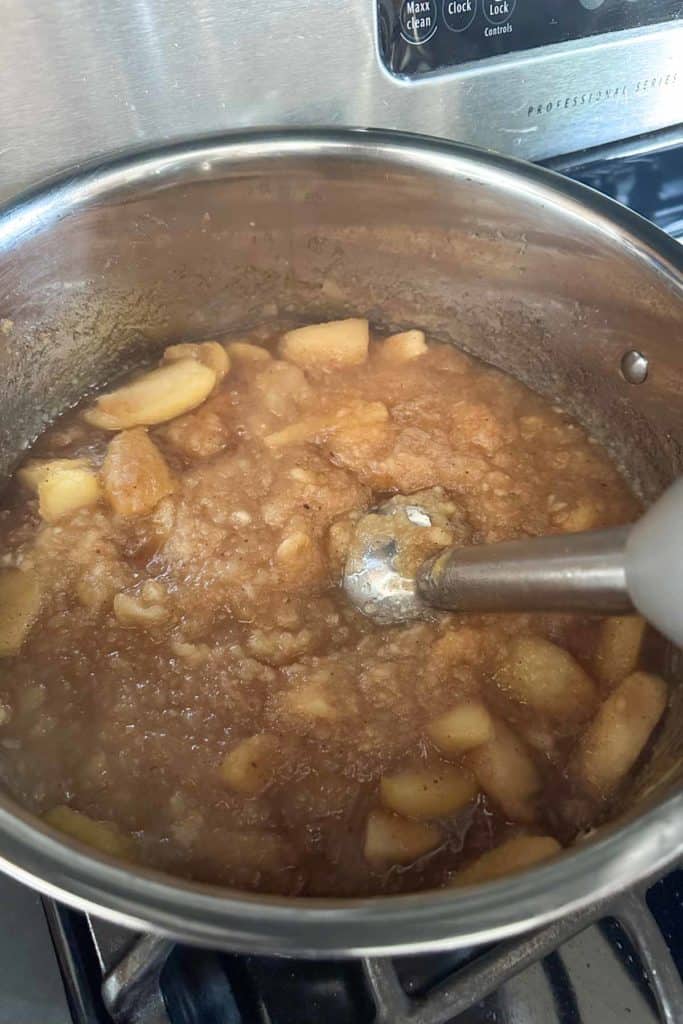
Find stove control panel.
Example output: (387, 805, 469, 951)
(378, 0, 683, 75)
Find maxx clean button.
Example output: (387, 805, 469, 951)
(443, 0, 477, 32)
(483, 0, 516, 25)
(399, 0, 438, 44)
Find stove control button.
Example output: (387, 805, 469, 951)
(483, 0, 516, 24)
(443, 0, 477, 32)
(399, 0, 438, 43)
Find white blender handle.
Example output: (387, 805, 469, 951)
(626, 477, 683, 647)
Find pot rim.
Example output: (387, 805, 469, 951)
(0, 790, 681, 956)
(0, 127, 681, 955)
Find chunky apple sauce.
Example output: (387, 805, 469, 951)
(0, 319, 668, 895)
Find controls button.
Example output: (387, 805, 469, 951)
(443, 0, 477, 32)
(399, 0, 438, 44)
(482, 0, 516, 24)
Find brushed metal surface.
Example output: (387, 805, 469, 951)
(0, 130, 680, 955)
(0, 0, 681, 199)
(417, 526, 633, 616)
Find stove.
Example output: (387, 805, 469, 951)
(0, 0, 682, 199)
(33, 868, 683, 1024)
(0, 0, 681, 1017)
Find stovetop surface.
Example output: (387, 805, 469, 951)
(0, 867, 680, 1024)
(37, 868, 683, 1024)
(0, 126, 681, 1024)
(543, 125, 683, 241)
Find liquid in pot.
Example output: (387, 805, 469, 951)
(0, 320, 668, 895)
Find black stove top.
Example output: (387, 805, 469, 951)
(4, 125, 682, 1024)
(543, 125, 683, 241)
(42, 869, 683, 1024)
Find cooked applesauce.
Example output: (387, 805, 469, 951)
(0, 319, 668, 895)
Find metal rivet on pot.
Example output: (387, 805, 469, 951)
(620, 350, 649, 384)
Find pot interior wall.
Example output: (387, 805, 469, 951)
(0, 142, 681, 841)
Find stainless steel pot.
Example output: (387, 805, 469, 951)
(0, 129, 681, 956)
